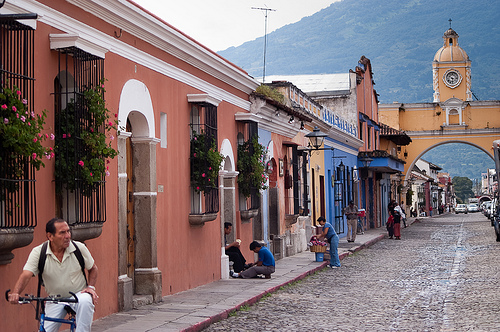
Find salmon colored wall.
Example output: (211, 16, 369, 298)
(104, 51, 252, 294)
(1, 3, 255, 330)
(1, 22, 120, 330)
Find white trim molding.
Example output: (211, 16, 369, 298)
(187, 94, 222, 107)
(49, 33, 108, 58)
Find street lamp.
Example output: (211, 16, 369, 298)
(360, 156, 373, 168)
(305, 126, 328, 150)
(338, 160, 345, 173)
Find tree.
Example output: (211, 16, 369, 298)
(452, 176, 474, 204)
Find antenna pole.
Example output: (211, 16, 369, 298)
(252, 7, 276, 83)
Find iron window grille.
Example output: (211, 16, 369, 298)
(0, 20, 36, 228)
(247, 121, 260, 210)
(53, 47, 106, 225)
(190, 103, 220, 214)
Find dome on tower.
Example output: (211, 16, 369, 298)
(433, 28, 469, 62)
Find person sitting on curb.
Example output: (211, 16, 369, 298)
(224, 222, 248, 273)
(230, 241, 275, 279)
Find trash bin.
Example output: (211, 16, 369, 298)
(315, 252, 324, 262)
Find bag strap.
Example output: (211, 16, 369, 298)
(36, 241, 48, 320)
(71, 240, 88, 285)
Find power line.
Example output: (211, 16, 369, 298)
(252, 6, 276, 84)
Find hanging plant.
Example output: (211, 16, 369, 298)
(54, 79, 118, 195)
(237, 136, 268, 198)
(190, 130, 224, 193)
(0, 83, 52, 194)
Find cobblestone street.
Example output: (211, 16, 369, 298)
(203, 214, 500, 332)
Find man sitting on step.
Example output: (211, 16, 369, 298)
(230, 241, 275, 279)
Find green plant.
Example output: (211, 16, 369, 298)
(255, 84, 285, 104)
(0, 83, 51, 193)
(237, 136, 268, 198)
(190, 130, 224, 193)
(406, 189, 413, 206)
(54, 79, 118, 195)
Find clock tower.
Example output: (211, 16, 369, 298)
(432, 27, 472, 102)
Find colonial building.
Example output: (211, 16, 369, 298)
(0, 1, 262, 330)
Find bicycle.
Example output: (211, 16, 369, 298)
(5, 289, 79, 332)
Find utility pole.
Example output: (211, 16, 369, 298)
(252, 6, 276, 83)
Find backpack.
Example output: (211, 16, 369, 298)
(36, 240, 87, 319)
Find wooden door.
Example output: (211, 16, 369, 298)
(126, 134, 135, 280)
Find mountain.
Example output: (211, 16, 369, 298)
(218, 0, 500, 104)
(420, 143, 495, 181)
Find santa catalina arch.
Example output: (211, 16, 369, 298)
(379, 27, 500, 181)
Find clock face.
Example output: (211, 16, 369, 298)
(443, 70, 462, 88)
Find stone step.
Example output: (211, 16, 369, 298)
(132, 295, 153, 309)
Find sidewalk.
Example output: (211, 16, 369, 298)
(91, 224, 403, 332)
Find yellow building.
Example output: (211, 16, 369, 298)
(379, 28, 500, 179)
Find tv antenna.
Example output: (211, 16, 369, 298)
(252, 6, 276, 83)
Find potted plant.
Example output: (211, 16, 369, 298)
(0, 83, 51, 194)
(190, 130, 224, 194)
(54, 79, 118, 196)
(0, 83, 52, 264)
(237, 136, 268, 212)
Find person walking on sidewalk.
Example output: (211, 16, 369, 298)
(344, 200, 359, 242)
(230, 241, 275, 279)
(317, 216, 341, 268)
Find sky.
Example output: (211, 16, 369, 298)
(133, 0, 340, 52)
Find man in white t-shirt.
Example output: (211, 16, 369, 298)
(8, 218, 98, 332)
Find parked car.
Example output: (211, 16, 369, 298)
(490, 199, 497, 226)
(467, 203, 479, 213)
(455, 204, 468, 214)
(484, 202, 492, 218)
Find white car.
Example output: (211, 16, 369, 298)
(455, 204, 468, 214)
(467, 203, 479, 213)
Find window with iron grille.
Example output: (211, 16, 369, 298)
(0, 20, 36, 229)
(299, 151, 309, 216)
(53, 47, 106, 225)
(190, 103, 220, 214)
(237, 121, 261, 211)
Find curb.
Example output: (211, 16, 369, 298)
(181, 262, 328, 332)
(181, 234, 386, 332)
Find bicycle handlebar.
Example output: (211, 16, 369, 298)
(5, 289, 79, 304)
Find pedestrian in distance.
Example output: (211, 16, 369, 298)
(230, 241, 275, 279)
(392, 209, 402, 240)
(8, 218, 98, 332)
(317, 216, 341, 268)
(395, 202, 407, 228)
(344, 200, 359, 242)
(387, 213, 395, 239)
